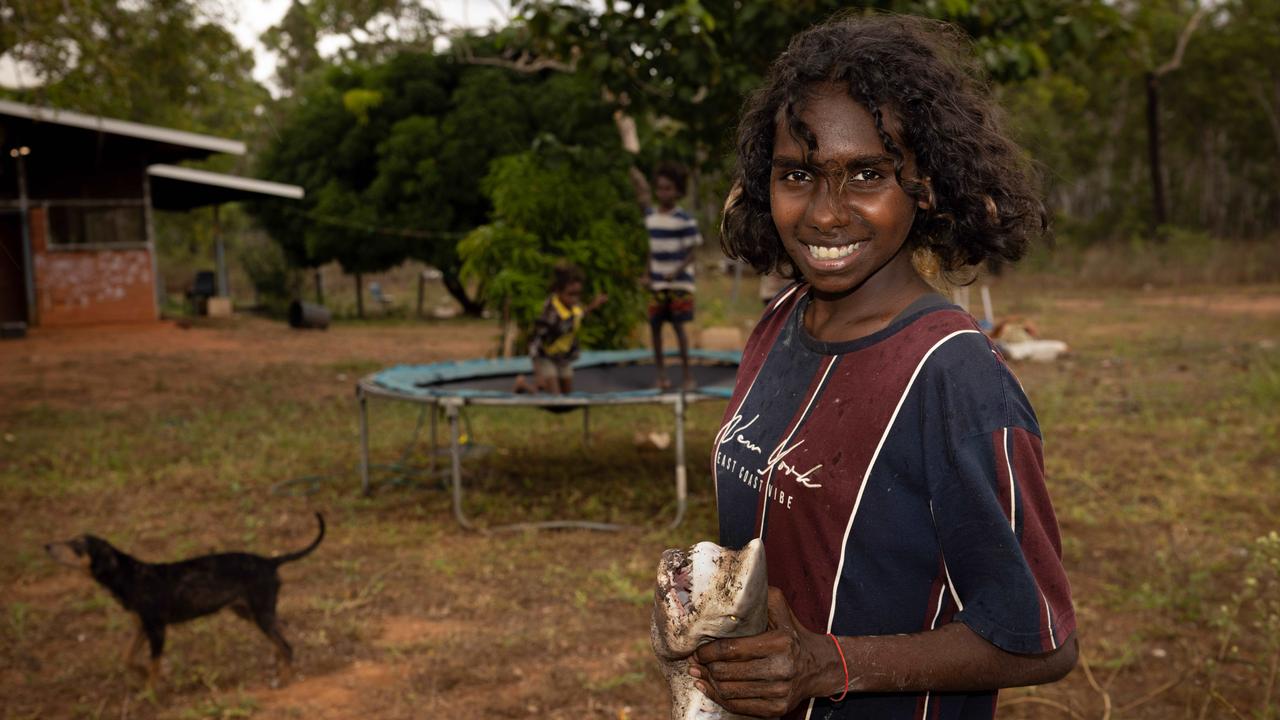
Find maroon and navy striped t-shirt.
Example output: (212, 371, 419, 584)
(713, 285, 1075, 720)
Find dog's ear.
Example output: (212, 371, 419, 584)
(84, 536, 118, 573)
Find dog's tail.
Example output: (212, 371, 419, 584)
(272, 512, 325, 566)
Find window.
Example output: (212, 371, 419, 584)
(47, 204, 146, 247)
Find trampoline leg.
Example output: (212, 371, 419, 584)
(447, 402, 478, 531)
(669, 393, 688, 529)
(582, 406, 591, 446)
(358, 385, 372, 497)
(430, 402, 439, 478)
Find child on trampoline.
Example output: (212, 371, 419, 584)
(692, 14, 1076, 719)
(630, 161, 703, 391)
(513, 263, 607, 395)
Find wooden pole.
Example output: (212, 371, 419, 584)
(12, 148, 36, 326)
(417, 271, 425, 319)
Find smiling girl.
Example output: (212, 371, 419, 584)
(695, 14, 1077, 719)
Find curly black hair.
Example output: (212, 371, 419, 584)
(721, 13, 1047, 279)
(654, 161, 689, 197)
(551, 261, 585, 292)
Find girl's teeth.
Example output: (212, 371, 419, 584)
(806, 242, 864, 260)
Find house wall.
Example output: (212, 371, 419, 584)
(30, 207, 158, 326)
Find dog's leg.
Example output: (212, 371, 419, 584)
(124, 615, 146, 669)
(248, 588, 293, 684)
(142, 622, 166, 690)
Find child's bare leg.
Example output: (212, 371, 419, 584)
(650, 320, 670, 390)
(673, 321, 694, 390)
(538, 374, 559, 394)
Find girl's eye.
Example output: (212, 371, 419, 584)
(851, 168, 883, 182)
(780, 170, 812, 184)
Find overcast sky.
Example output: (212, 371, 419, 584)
(227, 0, 515, 83)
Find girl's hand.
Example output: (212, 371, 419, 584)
(689, 587, 841, 717)
(588, 293, 609, 311)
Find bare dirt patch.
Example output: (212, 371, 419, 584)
(3, 291, 1277, 719)
(257, 660, 405, 719)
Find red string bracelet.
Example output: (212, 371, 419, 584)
(828, 632, 848, 702)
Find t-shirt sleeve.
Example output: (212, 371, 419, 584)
(920, 341, 1076, 655)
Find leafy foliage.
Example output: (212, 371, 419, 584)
(252, 51, 626, 314)
(459, 141, 647, 349)
(0, 0, 267, 140)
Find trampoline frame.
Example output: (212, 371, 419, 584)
(355, 349, 737, 532)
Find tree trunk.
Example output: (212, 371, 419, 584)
(416, 271, 425, 319)
(1145, 72, 1168, 234)
(355, 272, 364, 318)
(500, 297, 517, 358)
(441, 273, 484, 317)
(314, 268, 324, 305)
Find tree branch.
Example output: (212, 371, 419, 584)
(1154, 6, 1207, 77)
(455, 44, 578, 74)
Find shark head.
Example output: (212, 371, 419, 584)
(652, 538, 768, 660)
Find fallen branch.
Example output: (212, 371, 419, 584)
(1115, 670, 1191, 714)
(1211, 690, 1248, 720)
(1080, 650, 1113, 720)
(999, 695, 1084, 719)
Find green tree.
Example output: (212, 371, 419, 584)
(261, 0, 442, 96)
(1, 0, 267, 140)
(253, 48, 628, 317)
(458, 140, 647, 350)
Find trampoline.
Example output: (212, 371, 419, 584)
(356, 349, 740, 532)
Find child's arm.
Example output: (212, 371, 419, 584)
(584, 293, 608, 313)
(690, 588, 1078, 717)
(628, 166, 652, 209)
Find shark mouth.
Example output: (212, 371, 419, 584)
(667, 552, 695, 616)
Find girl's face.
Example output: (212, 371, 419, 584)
(769, 84, 928, 300)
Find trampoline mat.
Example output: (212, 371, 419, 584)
(424, 361, 738, 395)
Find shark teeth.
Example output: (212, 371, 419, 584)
(672, 566, 693, 611)
(805, 241, 865, 260)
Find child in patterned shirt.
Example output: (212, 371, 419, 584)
(513, 263, 607, 395)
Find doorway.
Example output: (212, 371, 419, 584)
(0, 212, 29, 324)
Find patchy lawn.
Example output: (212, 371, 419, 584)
(1, 279, 1278, 719)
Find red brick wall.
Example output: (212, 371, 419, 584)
(30, 207, 158, 327)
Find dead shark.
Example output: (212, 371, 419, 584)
(650, 538, 770, 720)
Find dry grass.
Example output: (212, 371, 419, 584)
(1, 272, 1278, 719)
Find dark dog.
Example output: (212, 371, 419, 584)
(45, 512, 325, 688)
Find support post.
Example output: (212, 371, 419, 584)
(669, 393, 688, 529)
(429, 402, 439, 478)
(13, 149, 36, 326)
(447, 400, 478, 531)
(142, 171, 160, 320)
(213, 204, 228, 297)
(358, 385, 372, 496)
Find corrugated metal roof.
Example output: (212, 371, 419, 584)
(0, 99, 245, 155)
(147, 164, 303, 200)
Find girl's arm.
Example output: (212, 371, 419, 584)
(690, 587, 1078, 718)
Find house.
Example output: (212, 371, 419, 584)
(0, 99, 302, 328)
